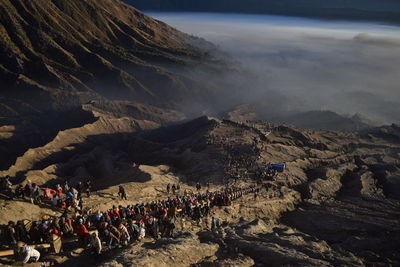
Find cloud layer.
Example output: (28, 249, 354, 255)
(150, 13, 400, 124)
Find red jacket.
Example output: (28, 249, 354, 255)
(112, 208, 121, 218)
(75, 224, 89, 237)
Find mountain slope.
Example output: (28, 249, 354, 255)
(0, 0, 218, 115)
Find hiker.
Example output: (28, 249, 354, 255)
(30, 183, 40, 204)
(211, 217, 217, 232)
(166, 184, 170, 194)
(29, 222, 41, 244)
(24, 181, 32, 197)
(104, 229, 120, 249)
(118, 185, 127, 200)
(138, 223, 146, 240)
(16, 243, 41, 264)
(90, 231, 102, 255)
(77, 181, 84, 194)
(60, 216, 74, 237)
(106, 224, 121, 248)
(14, 184, 25, 198)
(63, 180, 69, 192)
(4, 177, 14, 200)
(5, 221, 17, 246)
(193, 204, 202, 225)
(78, 196, 84, 211)
(86, 180, 92, 197)
(171, 184, 176, 195)
(56, 184, 63, 197)
(254, 190, 259, 200)
(75, 219, 90, 246)
(118, 223, 130, 245)
(15, 220, 29, 243)
(196, 182, 201, 191)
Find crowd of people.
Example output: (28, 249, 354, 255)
(207, 134, 263, 184)
(1, 178, 93, 212)
(0, 119, 279, 264)
(1, 181, 258, 263)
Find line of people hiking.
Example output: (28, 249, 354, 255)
(1, 184, 258, 263)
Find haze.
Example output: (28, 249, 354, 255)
(149, 12, 400, 124)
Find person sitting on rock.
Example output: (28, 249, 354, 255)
(14, 184, 25, 198)
(16, 243, 40, 264)
(5, 221, 17, 247)
(104, 228, 120, 249)
(90, 231, 102, 255)
(75, 219, 90, 246)
(15, 220, 29, 243)
(29, 221, 41, 244)
(118, 223, 130, 245)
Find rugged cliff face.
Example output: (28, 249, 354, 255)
(2, 116, 398, 266)
(0, 0, 222, 116)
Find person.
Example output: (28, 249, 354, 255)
(196, 182, 201, 192)
(138, 223, 146, 241)
(104, 229, 120, 249)
(211, 217, 217, 232)
(63, 180, 69, 192)
(24, 181, 32, 197)
(77, 181, 84, 194)
(17, 243, 40, 264)
(166, 184, 170, 194)
(171, 184, 176, 195)
(5, 221, 17, 246)
(29, 221, 41, 244)
(15, 220, 29, 243)
(78, 196, 84, 211)
(30, 183, 40, 204)
(56, 184, 63, 197)
(86, 180, 92, 197)
(4, 177, 14, 200)
(90, 231, 102, 255)
(14, 184, 25, 198)
(118, 223, 130, 245)
(118, 185, 127, 200)
(75, 219, 90, 246)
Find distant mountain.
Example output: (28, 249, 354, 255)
(224, 104, 372, 132)
(124, 0, 400, 23)
(0, 0, 223, 117)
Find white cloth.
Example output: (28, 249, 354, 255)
(20, 246, 40, 264)
(139, 227, 145, 240)
(90, 232, 102, 254)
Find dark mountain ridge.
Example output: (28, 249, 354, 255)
(125, 0, 400, 23)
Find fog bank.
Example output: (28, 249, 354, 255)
(149, 13, 400, 125)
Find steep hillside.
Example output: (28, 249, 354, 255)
(1, 116, 398, 266)
(0, 0, 221, 116)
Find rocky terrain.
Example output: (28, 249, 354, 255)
(0, 1, 399, 266)
(1, 113, 399, 266)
